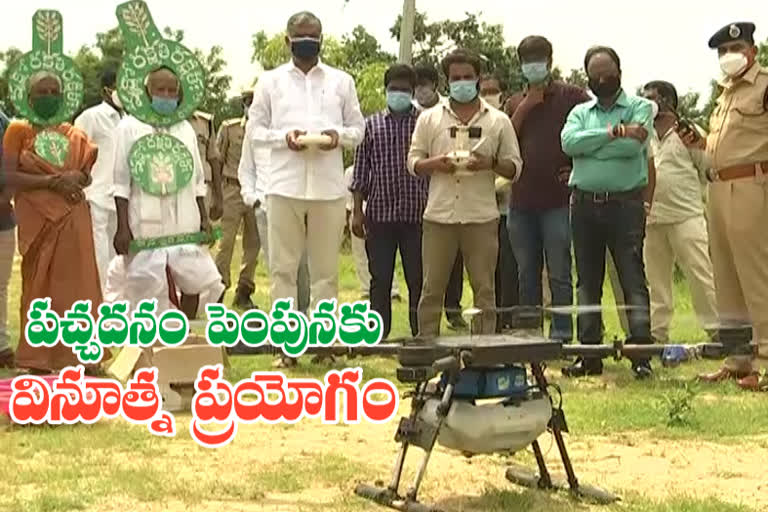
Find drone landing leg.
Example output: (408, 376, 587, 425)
(356, 381, 448, 512)
(505, 362, 619, 505)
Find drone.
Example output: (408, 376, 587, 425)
(226, 308, 756, 512)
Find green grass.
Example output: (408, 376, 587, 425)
(1, 235, 766, 512)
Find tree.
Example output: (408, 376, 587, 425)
(251, 26, 394, 117)
(0, 48, 23, 115)
(391, 11, 523, 93)
(564, 69, 588, 89)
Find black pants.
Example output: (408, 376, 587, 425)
(365, 221, 422, 339)
(496, 214, 519, 330)
(570, 193, 651, 364)
(444, 252, 463, 318)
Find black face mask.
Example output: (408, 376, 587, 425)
(589, 76, 621, 99)
(291, 38, 321, 59)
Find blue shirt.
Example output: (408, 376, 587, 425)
(0, 110, 17, 231)
(561, 90, 653, 192)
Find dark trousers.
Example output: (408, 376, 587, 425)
(444, 253, 463, 318)
(570, 192, 651, 365)
(365, 221, 422, 339)
(496, 214, 519, 330)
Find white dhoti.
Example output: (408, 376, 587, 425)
(90, 202, 117, 294)
(121, 245, 224, 317)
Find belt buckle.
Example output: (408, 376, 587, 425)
(591, 192, 609, 203)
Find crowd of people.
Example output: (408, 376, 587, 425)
(0, 8, 766, 392)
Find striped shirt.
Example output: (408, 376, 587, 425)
(350, 107, 427, 224)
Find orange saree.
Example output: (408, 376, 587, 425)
(3, 121, 108, 372)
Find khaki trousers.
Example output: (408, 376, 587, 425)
(644, 216, 717, 343)
(708, 176, 768, 371)
(0, 229, 14, 352)
(266, 195, 346, 311)
(419, 219, 498, 337)
(215, 180, 260, 293)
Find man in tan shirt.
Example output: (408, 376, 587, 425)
(698, 22, 768, 391)
(215, 89, 260, 309)
(408, 49, 523, 337)
(189, 110, 223, 219)
(641, 80, 717, 344)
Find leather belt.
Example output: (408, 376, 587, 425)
(715, 161, 768, 181)
(223, 176, 240, 185)
(571, 187, 643, 203)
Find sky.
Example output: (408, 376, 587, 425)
(4, 0, 768, 106)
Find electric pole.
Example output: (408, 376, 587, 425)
(398, 0, 416, 64)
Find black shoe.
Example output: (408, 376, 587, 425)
(632, 360, 653, 380)
(233, 287, 256, 310)
(446, 313, 468, 331)
(562, 357, 603, 378)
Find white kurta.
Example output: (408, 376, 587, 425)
(111, 115, 223, 314)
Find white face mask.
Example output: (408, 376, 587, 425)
(719, 52, 748, 77)
(650, 100, 659, 119)
(415, 85, 437, 107)
(111, 90, 122, 109)
(482, 93, 502, 109)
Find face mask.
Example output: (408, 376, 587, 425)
(31, 94, 62, 119)
(522, 61, 549, 84)
(111, 90, 122, 109)
(386, 91, 413, 113)
(415, 85, 437, 107)
(290, 37, 321, 59)
(481, 93, 502, 109)
(719, 52, 748, 77)
(588, 76, 621, 99)
(151, 96, 179, 115)
(449, 80, 478, 103)
(650, 100, 659, 119)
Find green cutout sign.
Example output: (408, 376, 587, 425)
(8, 10, 84, 127)
(130, 226, 223, 253)
(34, 130, 71, 167)
(128, 133, 194, 196)
(115, 1, 206, 127)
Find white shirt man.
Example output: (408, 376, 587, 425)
(112, 115, 224, 315)
(74, 100, 121, 293)
(246, 58, 365, 312)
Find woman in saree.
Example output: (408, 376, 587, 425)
(1, 71, 108, 373)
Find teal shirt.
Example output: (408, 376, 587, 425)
(561, 90, 653, 192)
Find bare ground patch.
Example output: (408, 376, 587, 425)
(69, 404, 768, 512)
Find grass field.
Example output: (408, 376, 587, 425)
(1, 237, 767, 512)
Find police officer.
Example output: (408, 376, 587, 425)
(697, 22, 768, 391)
(214, 88, 260, 309)
(189, 110, 223, 221)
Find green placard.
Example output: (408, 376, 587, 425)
(130, 226, 222, 252)
(115, 1, 206, 127)
(128, 133, 195, 196)
(8, 10, 84, 127)
(34, 130, 71, 167)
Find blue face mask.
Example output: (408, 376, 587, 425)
(151, 96, 179, 115)
(449, 80, 478, 103)
(386, 90, 413, 112)
(522, 61, 549, 84)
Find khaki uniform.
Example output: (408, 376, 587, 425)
(706, 62, 768, 371)
(215, 117, 260, 295)
(189, 111, 221, 211)
(645, 129, 717, 342)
